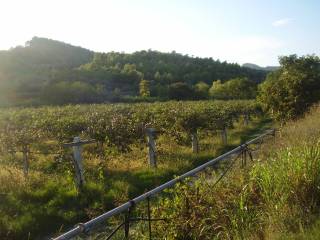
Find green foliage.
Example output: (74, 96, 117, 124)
(152, 105, 320, 239)
(209, 77, 257, 100)
(194, 81, 210, 99)
(168, 82, 195, 100)
(0, 100, 259, 156)
(258, 55, 320, 121)
(0, 38, 267, 106)
(139, 80, 151, 97)
(0, 109, 43, 153)
(0, 102, 268, 239)
(41, 81, 105, 104)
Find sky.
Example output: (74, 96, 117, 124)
(0, 0, 319, 66)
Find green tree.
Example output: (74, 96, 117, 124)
(168, 82, 195, 100)
(41, 81, 99, 104)
(154, 71, 161, 81)
(139, 80, 151, 97)
(209, 80, 223, 98)
(209, 77, 256, 99)
(194, 81, 210, 99)
(258, 55, 320, 121)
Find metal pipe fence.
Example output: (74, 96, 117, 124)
(52, 129, 275, 240)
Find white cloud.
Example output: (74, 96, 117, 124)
(272, 18, 292, 27)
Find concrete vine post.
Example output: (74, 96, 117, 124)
(146, 128, 157, 168)
(244, 113, 249, 126)
(221, 127, 227, 145)
(22, 145, 29, 177)
(72, 137, 85, 188)
(191, 132, 199, 154)
(63, 137, 95, 190)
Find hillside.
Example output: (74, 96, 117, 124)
(243, 62, 280, 71)
(0, 37, 94, 106)
(0, 37, 267, 106)
(0, 37, 94, 68)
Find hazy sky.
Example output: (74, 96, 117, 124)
(0, 0, 319, 66)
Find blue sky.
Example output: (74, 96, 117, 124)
(0, 0, 319, 66)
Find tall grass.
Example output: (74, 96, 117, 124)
(152, 105, 320, 239)
(0, 115, 270, 239)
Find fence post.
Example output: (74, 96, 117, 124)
(272, 128, 276, 143)
(244, 113, 249, 126)
(221, 127, 227, 145)
(191, 132, 199, 154)
(72, 137, 85, 189)
(22, 145, 29, 177)
(124, 201, 134, 239)
(146, 128, 157, 168)
(63, 137, 95, 190)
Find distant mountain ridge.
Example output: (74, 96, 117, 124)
(242, 63, 279, 71)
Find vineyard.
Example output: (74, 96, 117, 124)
(0, 100, 260, 154)
(0, 100, 269, 239)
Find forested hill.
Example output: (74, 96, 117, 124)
(83, 51, 266, 85)
(0, 37, 267, 106)
(0, 37, 94, 106)
(0, 37, 94, 69)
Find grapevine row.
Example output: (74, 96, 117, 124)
(0, 100, 261, 155)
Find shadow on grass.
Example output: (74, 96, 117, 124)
(102, 117, 273, 203)
(33, 117, 274, 239)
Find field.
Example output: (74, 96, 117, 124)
(0, 100, 271, 239)
(148, 105, 320, 239)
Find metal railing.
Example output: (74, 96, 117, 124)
(53, 129, 275, 240)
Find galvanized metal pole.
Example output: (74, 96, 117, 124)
(147, 197, 152, 240)
(53, 129, 274, 240)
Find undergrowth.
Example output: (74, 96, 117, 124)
(0, 115, 270, 239)
(151, 105, 320, 239)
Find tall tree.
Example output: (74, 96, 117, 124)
(139, 80, 151, 97)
